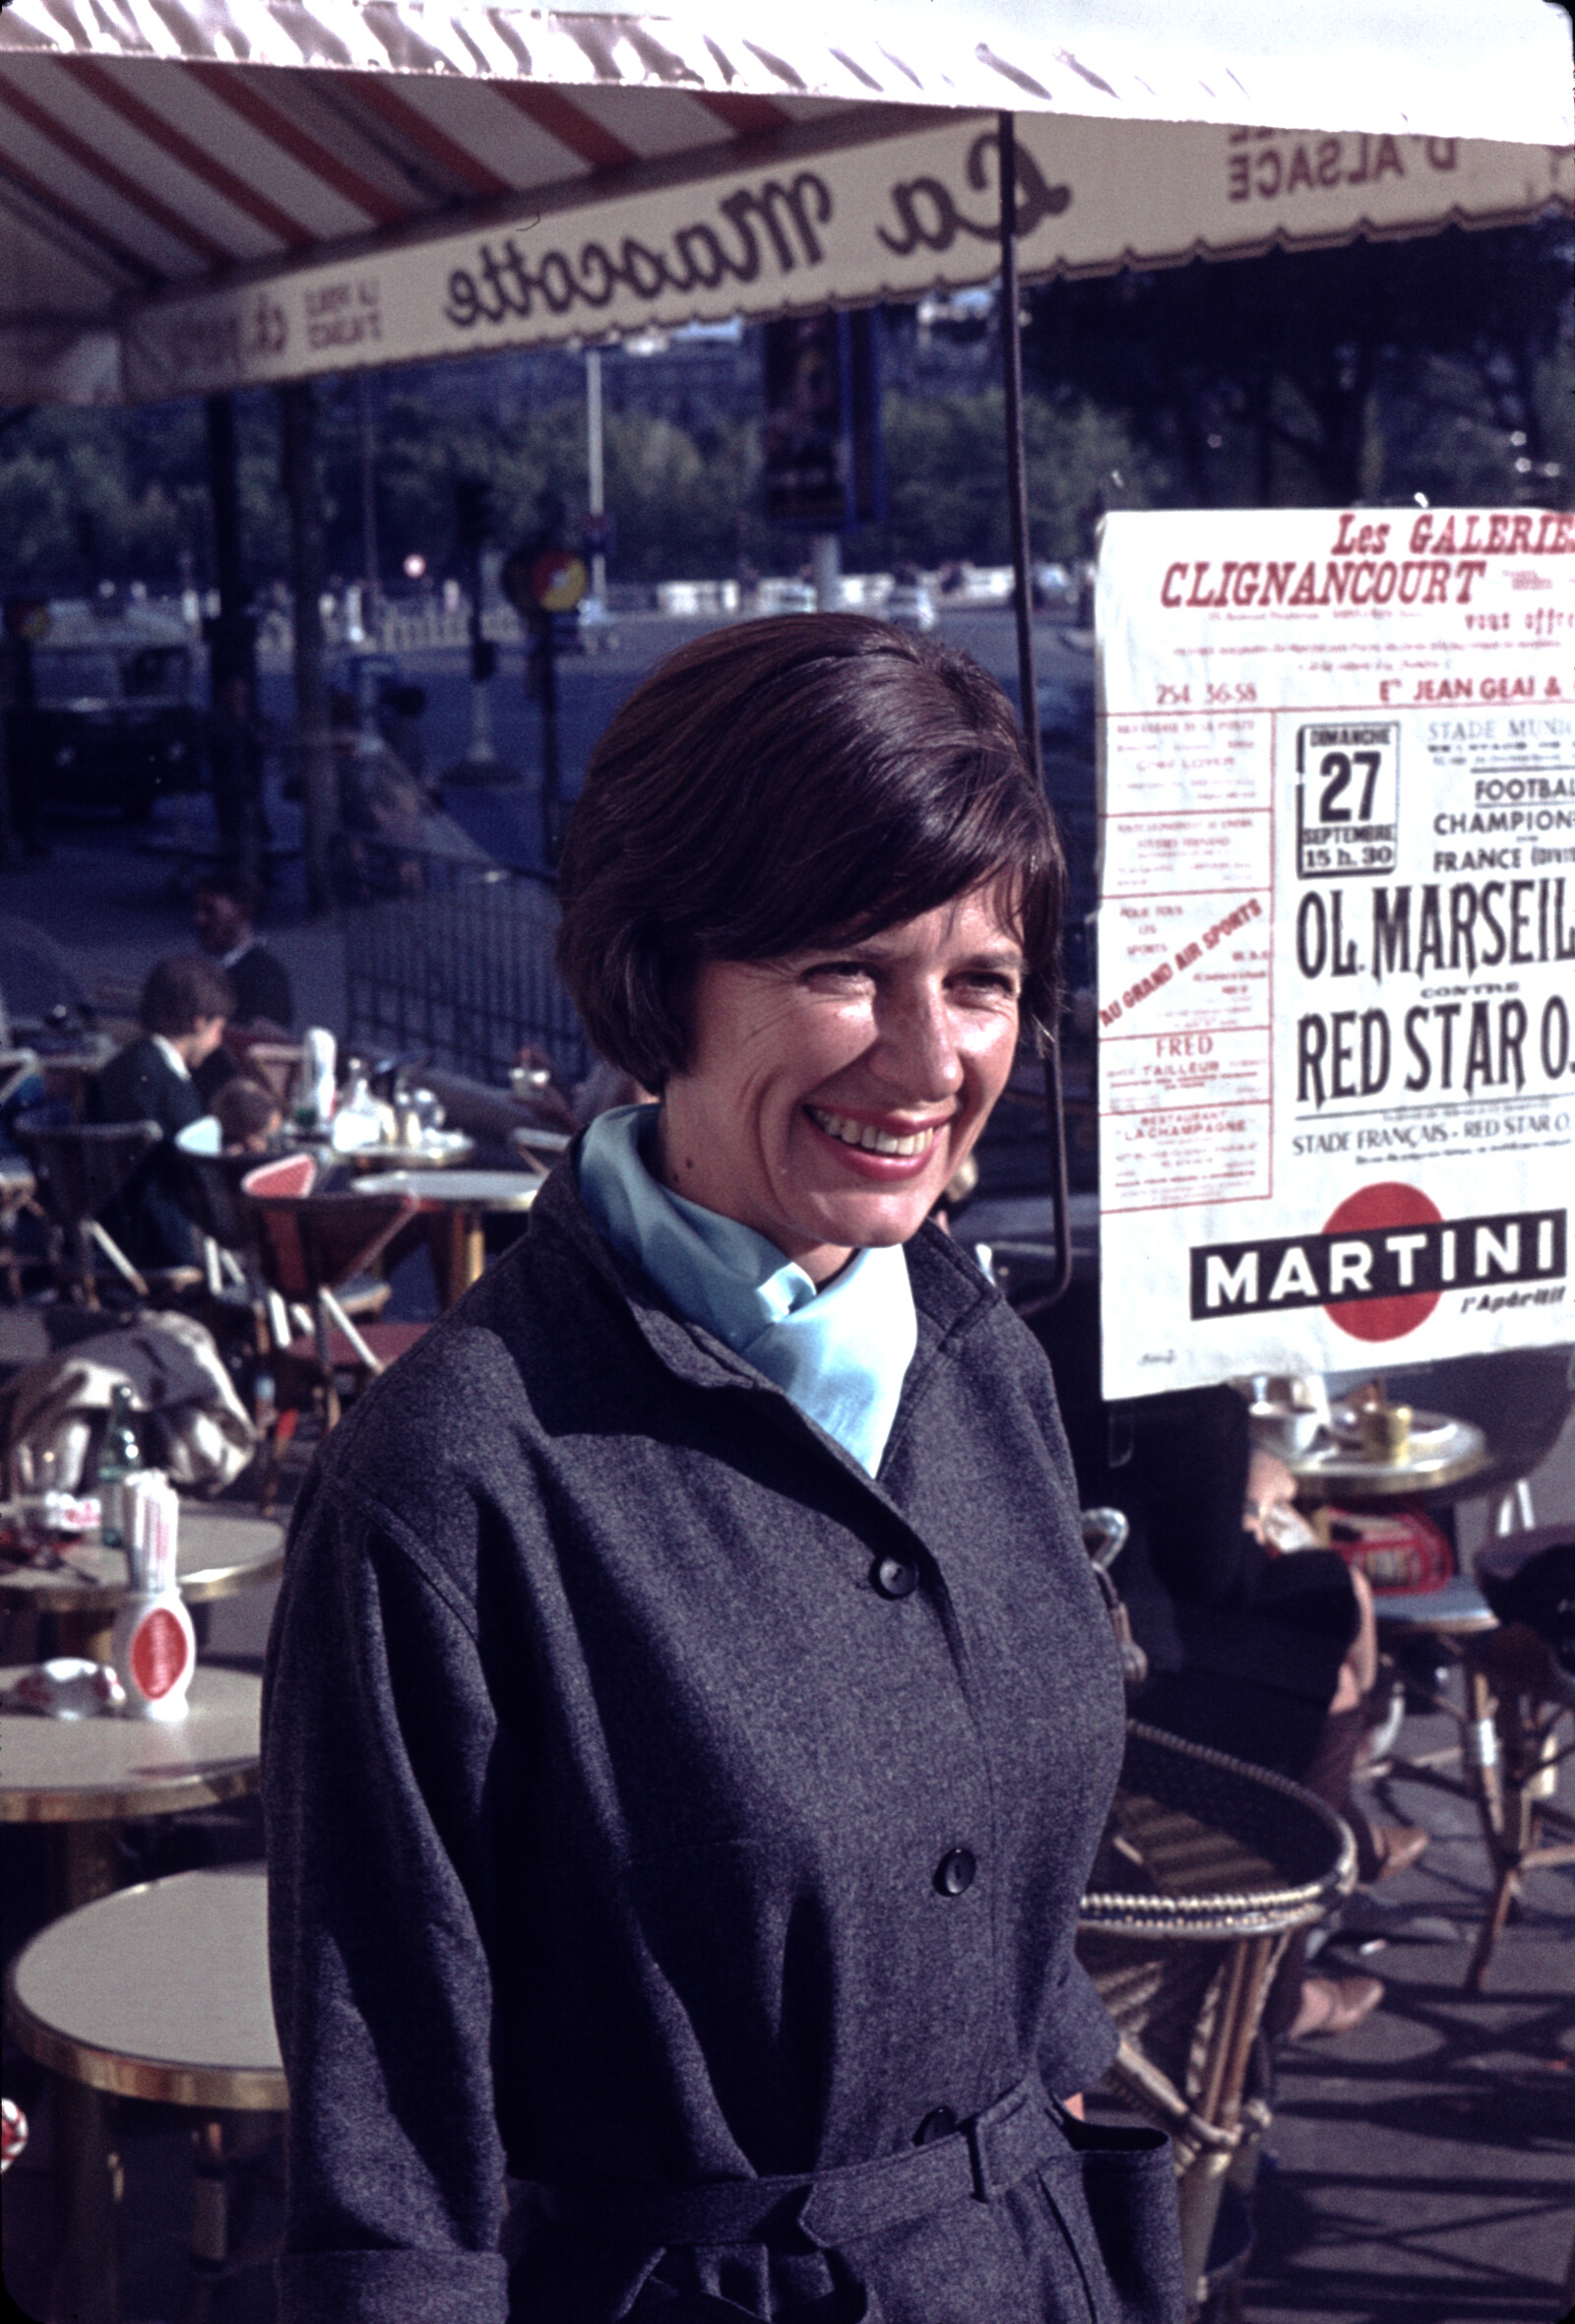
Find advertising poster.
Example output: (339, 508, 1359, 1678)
(1095, 506, 1574, 1400)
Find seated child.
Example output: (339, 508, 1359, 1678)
(214, 1078, 284, 1156)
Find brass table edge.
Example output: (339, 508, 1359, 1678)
(0, 1547, 285, 1613)
(1292, 1451, 1488, 1500)
(5, 1980, 286, 2111)
(0, 1759, 260, 1823)
(1371, 1606, 1498, 1635)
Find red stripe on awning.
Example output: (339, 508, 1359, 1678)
(693, 92, 795, 135)
(0, 147, 163, 283)
(183, 64, 412, 228)
(342, 78, 515, 199)
(489, 83, 639, 170)
(63, 58, 315, 249)
(0, 76, 231, 264)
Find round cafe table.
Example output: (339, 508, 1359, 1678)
(0, 1504, 284, 1664)
(1284, 1410, 1486, 1501)
(34, 1040, 116, 1118)
(355, 1165, 543, 1304)
(6, 1862, 283, 2324)
(0, 1663, 263, 1907)
(341, 1131, 474, 1172)
(6, 1860, 284, 2110)
(0, 1676, 265, 2324)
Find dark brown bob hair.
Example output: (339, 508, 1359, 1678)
(139, 955, 235, 1036)
(557, 615, 1063, 1090)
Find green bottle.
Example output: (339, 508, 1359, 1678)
(96, 1382, 142, 1550)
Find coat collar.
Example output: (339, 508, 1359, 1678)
(525, 1150, 1002, 1487)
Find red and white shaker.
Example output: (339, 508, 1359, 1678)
(111, 1474, 195, 1723)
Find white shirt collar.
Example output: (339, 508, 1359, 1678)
(152, 1034, 190, 1081)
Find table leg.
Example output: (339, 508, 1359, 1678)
(462, 1210, 485, 1293)
(442, 1209, 486, 1300)
(55, 1609, 116, 1668)
(45, 1823, 124, 2324)
(50, 1822, 121, 1917)
(444, 1211, 468, 1306)
(185, 2116, 225, 2324)
(49, 2078, 120, 2324)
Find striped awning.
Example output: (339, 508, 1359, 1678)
(1, 1, 1569, 404)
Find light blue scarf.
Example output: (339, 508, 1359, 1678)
(578, 1104, 917, 1476)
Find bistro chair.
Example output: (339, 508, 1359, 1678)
(11, 1111, 162, 1305)
(0, 1151, 40, 1300)
(240, 1158, 421, 1434)
(1403, 1527, 1575, 1992)
(238, 1042, 304, 1111)
(1077, 1722, 1354, 2317)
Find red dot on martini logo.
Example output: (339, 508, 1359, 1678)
(1322, 1181, 1443, 1343)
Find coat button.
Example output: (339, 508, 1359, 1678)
(914, 2106, 958, 2145)
(935, 1848, 976, 1897)
(872, 1554, 918, 1600)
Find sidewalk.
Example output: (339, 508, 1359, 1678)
(0, 804, 346, 1036)
(1247, 1706, 1575, 2324)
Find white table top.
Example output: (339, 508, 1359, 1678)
(0, 1505, 284, 1613)
(5, 1862, 284, 2109)
(354, 1168, 542, 1211)
(0, 1664, 261, 1823)
(1370, 1574, 1498, 1633)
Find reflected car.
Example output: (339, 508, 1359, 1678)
(29, 609, 202, 817)
(1037, 666, 1096, 760)
(885, 575, 937, 634)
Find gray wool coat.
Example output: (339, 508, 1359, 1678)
(262, 1161, 1176, 2324)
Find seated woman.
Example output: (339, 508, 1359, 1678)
(1028, 1288, 1424, 2041)
(262, 616, 1184, 2324)
(91, 956, 233, 1268)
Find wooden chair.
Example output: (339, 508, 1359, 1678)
(11, 1112, 163, 1304)
(240, 1160, 420, 1433)
(0, 1153, 41, 1300)
(236, 1042, 304, 1110)
(1078, 1722, 1354, 2316)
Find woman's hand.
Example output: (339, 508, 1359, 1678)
(1242, 1448, 1318, 1552)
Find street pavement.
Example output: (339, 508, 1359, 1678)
(256, 604, 1097, 876)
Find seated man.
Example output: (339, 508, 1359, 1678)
(192, 874, 294, 1104)
(92, 957, 233, 1269)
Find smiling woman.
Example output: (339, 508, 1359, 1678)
(557, 619, 1050, 1281)
(262, 615, 1186, 2324)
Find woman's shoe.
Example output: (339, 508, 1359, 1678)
(1288, 1974, 1384, 2039)
(1371, 1824, 1430, 1880)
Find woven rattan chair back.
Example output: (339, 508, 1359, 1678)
(1078, 1721, 1354, 2307)
(13, 1113, 161, 1230)
(178, 1147, 259, 1255)
(11, 1112, 164, 1301)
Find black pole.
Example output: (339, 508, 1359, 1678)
(279, 380, 337, 914)
(204, 392, 261, 890)
(536, 613, 562, 868)
(999, 111, 1072, 1308)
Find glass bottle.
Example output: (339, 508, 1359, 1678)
(96, 1381, 142, 1550)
